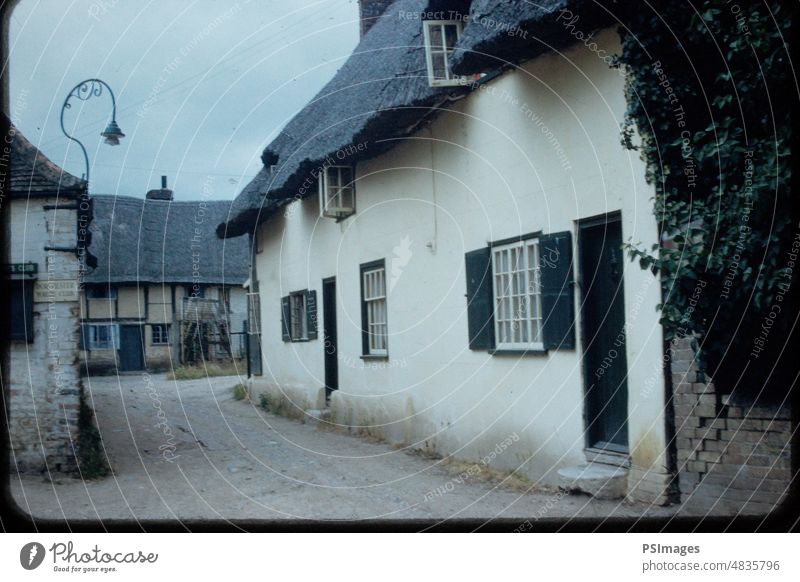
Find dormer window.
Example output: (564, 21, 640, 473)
(319, 165, 356, 220)
(423, 20, 464, 87)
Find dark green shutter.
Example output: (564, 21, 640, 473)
(540, 231, 575, 349)
(465, 247, 495, 350)
(281, 296, 291, 342)
(306, 290, 318, 340)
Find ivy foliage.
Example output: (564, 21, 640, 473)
(616, 2, 795, 402)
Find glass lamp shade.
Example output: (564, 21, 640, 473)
(100, 120, 125, 146)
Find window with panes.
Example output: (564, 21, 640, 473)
(289, 292, 307, 341)
(491, 239, 543, 350)
(151, 323, 170, 345)
(319, 165, 355, 219)
(423, 20, 464, 86)
(361, 263, 388, 356)
(87, 324, 118, 350)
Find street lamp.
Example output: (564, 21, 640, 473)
(60, 78, 125, 184)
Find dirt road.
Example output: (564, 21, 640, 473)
(11, 374, 678, 526)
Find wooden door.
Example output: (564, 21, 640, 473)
(580, 215, 629, 452)
(119, 325, 145, 371)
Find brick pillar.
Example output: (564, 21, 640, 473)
(7, 301, 82, 473)
(671, 336, 792, 514)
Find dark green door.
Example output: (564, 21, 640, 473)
(119, 325, 145, 371)
(580, 215, 629, 452)
(322, 278, 338, 400)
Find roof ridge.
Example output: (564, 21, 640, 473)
(92, 194, 233, 206)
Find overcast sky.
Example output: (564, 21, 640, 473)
(8, 0, 360, 200)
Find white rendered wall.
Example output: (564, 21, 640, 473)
(252, 29, 668, 498)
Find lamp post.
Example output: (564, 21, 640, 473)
(59, 78, 125, 185)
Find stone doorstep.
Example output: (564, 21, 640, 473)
(584, 447, 631, 468)
(557, 463, 628, 500)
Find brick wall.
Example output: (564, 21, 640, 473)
(7, 200, 84, 473)
(671, 336, 792, 514)
(8, 302, 82, 472)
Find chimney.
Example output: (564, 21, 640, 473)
(358, 0, 393, 37)
(146, 175, 174, 201)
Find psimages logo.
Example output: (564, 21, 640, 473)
(20, 542, 46, 570)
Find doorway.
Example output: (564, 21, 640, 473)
(119, 324, 145, 371)
(579, 213, 629, 454)
(322, 277, 338, 401)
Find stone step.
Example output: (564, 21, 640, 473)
(557, 463, 629, 500)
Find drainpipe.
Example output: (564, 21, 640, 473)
(427, 127, 438, 254)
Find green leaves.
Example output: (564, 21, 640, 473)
(617, 1, 793, 387)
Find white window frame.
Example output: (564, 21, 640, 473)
(151, 323, 170, 346)
(423, 20, 464, 87)
(319, 165, 356, 219)
(362, 265, 388, 356)
(491, 239, 544, 350)
(88, 323, 119, 350)
(289, 292, 308, 341)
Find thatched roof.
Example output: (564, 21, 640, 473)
(218, 0, 613, 238)
(87, 194, 249, 285)
(217, 166, 285, 238)
(219, 0, 474, 238)
(450, 0, 613, 75)
(7, 120, 87, 198)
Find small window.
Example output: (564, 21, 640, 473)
(361, 262, 388, 356)
(289, 292, 307, 341)
(86, 285, 117, 299)
(281, 290, 317, 342)
(151, 323, 170, 345)
(492, 239, 544, 350)
(86, 324, 119, 350)
(423, 20, 464, 87)
(319, 165, 355, 219)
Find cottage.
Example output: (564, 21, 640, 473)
(217, 0, 791, 511)
(81, 181, 250, 373)
(3, 121, 89, 472)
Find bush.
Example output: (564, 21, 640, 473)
(258, 392, 281, 414)
(232, 384, 248, 401)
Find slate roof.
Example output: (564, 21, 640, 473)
(218, 0, 613, 238)
(7, 120, 87, 198)
(87, 195, 249, 285)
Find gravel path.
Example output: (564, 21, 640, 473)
(11, 374, 680, 525)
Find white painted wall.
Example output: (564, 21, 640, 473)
(252, 29, 668, 498)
